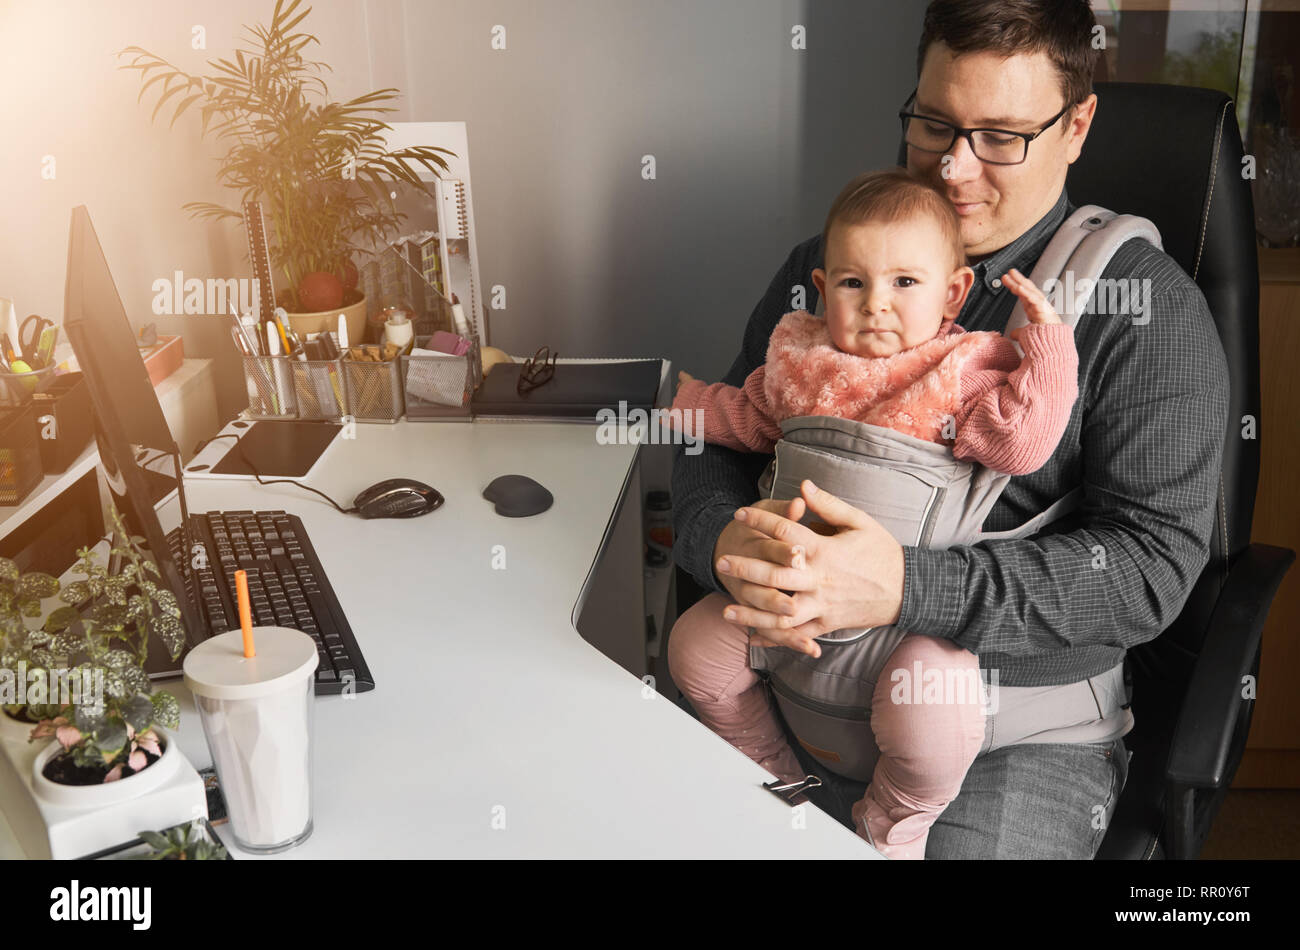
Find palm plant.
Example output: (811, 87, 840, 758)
(118, 0, 454, 310)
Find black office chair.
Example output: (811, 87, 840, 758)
(671, 82, 1294, 859)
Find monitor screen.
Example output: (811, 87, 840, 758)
(62, 205, 206, 667)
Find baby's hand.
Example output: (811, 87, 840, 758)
(1002, 268, 1062, 334)
(677, 370, 699, 388)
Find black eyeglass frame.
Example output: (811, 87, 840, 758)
(897, 89, 1077, 166)
(517, 345, 559, 395)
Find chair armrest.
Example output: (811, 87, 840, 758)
(1167, 542, 1295, 788)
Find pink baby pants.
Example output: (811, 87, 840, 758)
(668, 593, 986, 859)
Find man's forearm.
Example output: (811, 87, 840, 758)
(898, 515, 1212, 657)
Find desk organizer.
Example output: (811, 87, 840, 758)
(290, 357, 346, 422)
(30, 372, 93, 474)
(402, 335, 481, 421)
(0, 403, 41, 506)
(242, 355, 298, 420)
(0, 363, 57, 408)
(342, 344, 409, 423)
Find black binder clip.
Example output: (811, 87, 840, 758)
(763, 774, 822, 806)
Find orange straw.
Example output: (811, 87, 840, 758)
(234, 569, 257, 658)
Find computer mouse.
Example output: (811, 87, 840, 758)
(482, 474, 553, 518)
(353, 478, 444, 519)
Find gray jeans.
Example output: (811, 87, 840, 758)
(924, 737, 1130, 859)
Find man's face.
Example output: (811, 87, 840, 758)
(908, 42, 1096, 258)
(812, 218, 973, 359)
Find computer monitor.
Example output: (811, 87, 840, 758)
(62, 205, 207, 670)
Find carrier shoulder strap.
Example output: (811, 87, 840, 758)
(1001, 204, 1162, 356)
(974, 205, 1162, 540)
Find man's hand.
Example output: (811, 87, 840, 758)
(716, 479, 904, 638)
(712, 495, 826, 657)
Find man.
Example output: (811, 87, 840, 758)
(670, 0, 1229, 858)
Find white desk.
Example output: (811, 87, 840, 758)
(7, 420, 877, 858)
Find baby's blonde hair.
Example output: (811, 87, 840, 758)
(822, 169, 966, 272)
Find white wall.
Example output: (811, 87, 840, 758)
(0, 0, 923, 429)
(0, 0, 398, 427)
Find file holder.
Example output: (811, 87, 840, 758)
(402, 335, 481, 421)
(290, 356, 346, 422)
(30, 372, 94, 474)
(242, 355, 298, 420)
(342, 343, 410, 423)
(0, 403, 42, 506)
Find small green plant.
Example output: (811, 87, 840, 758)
(0, 559, 60, 722)
(118, 0, 454, 309)
(1, 505, 184, 782)
(136, 820, 228, 861)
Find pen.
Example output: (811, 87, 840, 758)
(230, 326, 251, 356)
(267, 324, 286, 415)
(240, 315, 263, 356)
(337, 314, 349, 353)
(272, 310, 291, 356)
(229, 303, 260, 355)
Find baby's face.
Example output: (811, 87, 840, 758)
(813, 218, 972, 358)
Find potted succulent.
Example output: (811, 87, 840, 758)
(1, 506, 185, 799)
(119, 0, 455, 342)
(135, 819, 229, 861)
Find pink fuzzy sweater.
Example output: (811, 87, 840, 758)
(672, 311, 1079, 476)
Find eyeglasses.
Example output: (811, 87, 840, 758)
(898, 89, 1075, 166)
(517, 345, 558, 395)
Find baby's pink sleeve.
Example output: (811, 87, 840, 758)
(671, 365, 784, 453)
(952, 324, 1079, 475)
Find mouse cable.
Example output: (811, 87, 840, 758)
(190, 433, 359, 515)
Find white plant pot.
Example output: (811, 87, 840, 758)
(32, 730, 181, 808)
(0, 710, 35, 745)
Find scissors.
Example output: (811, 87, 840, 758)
(19, 314, 53, 366)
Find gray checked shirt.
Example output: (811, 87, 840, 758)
(671, 188, 1230, 687)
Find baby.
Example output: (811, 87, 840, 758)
(667, 168, 1077, 858)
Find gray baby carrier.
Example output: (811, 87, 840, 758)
(749, 205, 1161, 782)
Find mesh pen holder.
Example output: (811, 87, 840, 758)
(0, 363, 58, 408)
(342, 343, 410, 423)
(402, 335, 481, 421)
(242, 356, 298, 420)
(290, 357, 346, 422)
(0, 403, 42, 506)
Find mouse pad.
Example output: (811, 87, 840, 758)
(210, 421, 341, 478)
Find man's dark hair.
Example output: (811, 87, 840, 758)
(917, 0, 1099, 113)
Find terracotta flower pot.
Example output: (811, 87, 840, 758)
(283, 293, 368, 348)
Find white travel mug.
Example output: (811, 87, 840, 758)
(183, 627, 318, 853)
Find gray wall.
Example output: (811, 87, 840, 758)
(401, 0, 926, 378)
(2, 0, 929, 420)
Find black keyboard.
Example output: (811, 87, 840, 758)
(168, 510, 374, 695)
